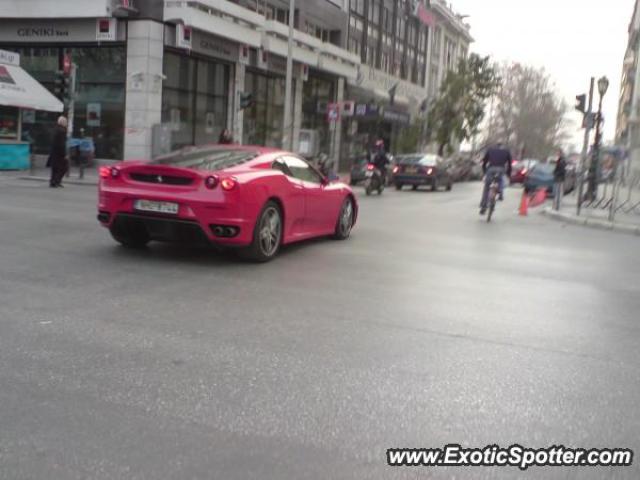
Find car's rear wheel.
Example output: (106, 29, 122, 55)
(431, 179, 438, 191)
(334, 197, 354, 240)
(240, 201, 282, 262)
(412, 185, 418, 191)
(446, 181, 453, 191)
(109, 222, 150, 248)
(395, 183, 403, 191)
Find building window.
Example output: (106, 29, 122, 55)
(12, 45, 126, 159)
(162, 52, 230, 151)
(243, 71, 286, 148)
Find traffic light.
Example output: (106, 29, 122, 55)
(239, 92, 254, 110)
(53, 70, 71, 103)
(575, 94, 586, 113)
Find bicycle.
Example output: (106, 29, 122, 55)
(486, 173, 501, 222)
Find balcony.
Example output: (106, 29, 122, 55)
(164, 0, 359, 78)
(0, 0, 113, 18)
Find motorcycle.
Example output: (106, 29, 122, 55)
(364, 163, 385, 196)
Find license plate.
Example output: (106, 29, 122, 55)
(406, 167, 418, 174)
(134, 199, 179, 215)
(365, 170, 373, 177)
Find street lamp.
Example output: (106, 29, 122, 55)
(282, 0, 295, 151)
(587, 75, 609, 201)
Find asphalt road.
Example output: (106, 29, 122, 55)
(1, 176, 639, 479)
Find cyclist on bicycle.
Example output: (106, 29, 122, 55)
(480, 143, 512, 214)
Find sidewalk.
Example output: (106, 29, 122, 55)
(542, 194, 640, 236)
(0, 154, 102, 186)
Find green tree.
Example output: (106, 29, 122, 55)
(428, 54, 500, 156)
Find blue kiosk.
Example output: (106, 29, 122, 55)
(0, 49, 63, 170)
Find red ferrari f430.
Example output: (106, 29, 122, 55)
(97, 145, 357, 262)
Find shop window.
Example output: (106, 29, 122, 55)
(242, 71, 286, 148)
(0, 106, 19, 140)
(11, 45, 126, 159)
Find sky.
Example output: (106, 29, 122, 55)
(451, 0, 633, 149)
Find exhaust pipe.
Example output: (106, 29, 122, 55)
(224, 227, 235, 237)
(214, 226, 225, 237)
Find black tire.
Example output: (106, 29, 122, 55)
(239, 201, 283, 262)
(431, 180, 438, 191)
(411, 185, 418, 191)
(446, 181, 453, 191)
(333, 197, 355, 240)
(109, 223, 150, 248)
(395, 183, 403, 191)
(487, 203, 495, 223)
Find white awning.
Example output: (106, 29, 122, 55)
(0, 64, 63, 112)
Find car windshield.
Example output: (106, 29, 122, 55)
(399, 155, 437, 166)
(151, 147, 260, 171)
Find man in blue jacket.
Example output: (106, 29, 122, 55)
(480, 143, 512, 214)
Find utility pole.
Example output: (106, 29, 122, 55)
(282, 0, 295, 151)
(576, 77, 594, 216)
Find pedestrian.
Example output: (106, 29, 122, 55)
(48, 116, 69, 188)
(553, 148, 567, 210)
(218, 128, 233, 144)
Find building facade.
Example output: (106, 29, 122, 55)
(0, 0, 471, 166)
(616, 0, 640, 175)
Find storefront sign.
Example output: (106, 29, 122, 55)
(382, 109, 411, 125)
(192, 31, 239, 62)
(0, 19, 124, 43)
(96, 18, 117, 42)
(87, 103, 101, 127)
(0, 49, 20, 67)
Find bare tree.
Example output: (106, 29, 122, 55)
(484, 63, 569, 159)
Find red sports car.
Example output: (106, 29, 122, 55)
(97, 145, 358, 262)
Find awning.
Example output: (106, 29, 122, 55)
(0, 64, 63, 112)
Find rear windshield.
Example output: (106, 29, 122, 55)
(151, 147, 259, 171)
(398, 155, 437, 166)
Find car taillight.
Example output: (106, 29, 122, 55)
(99, 166, 120, 179)
(220, 177, 237, 191)
(204, 175, 219, 190)
(522, 168, 528, 175)
(366, 163, 375, 171)
(392, 166, 399, 174)
(426, 167, 434, 175)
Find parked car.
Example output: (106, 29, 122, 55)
(97, 145, 358, 262)
(523, 162, 576, 195)
(448, 156, 475, 182)
(392, 153, 453, 191)
(510, 159, 538, 184)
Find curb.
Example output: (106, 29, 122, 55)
(18, 176, 98, 187)
(542, 208, 640, 236)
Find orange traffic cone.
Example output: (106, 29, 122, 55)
(519, 190, 529, 216)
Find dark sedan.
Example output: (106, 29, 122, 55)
(393, 154, 453, 191)
(523, 162, 576, 195)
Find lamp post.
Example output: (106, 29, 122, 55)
(587, 75, 609, 201)
(282, 0, 295, 151)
